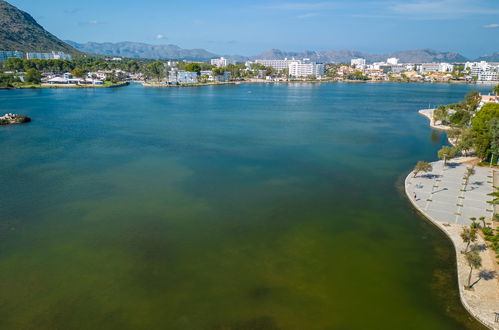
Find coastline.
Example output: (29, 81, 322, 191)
(405, 161, 499, 329)
(0, 82, 129, 89)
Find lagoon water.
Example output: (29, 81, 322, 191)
(0, 83, 492, 329)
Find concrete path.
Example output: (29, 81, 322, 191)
(405, 160, 499, 329)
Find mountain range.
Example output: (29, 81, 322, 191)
(0, 0, 496, 64)
(67, 42, 472, 63)
(65, 41, 217, 61)
(0, 0, 79, 54)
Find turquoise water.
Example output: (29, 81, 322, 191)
(0, 83, 492, 329)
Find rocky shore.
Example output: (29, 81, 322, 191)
(0, 113, 31, 125)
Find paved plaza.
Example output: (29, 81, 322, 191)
(406, 160, 499, 329)
(408, 160, 495, 226)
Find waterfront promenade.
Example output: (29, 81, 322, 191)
(405, 160, 499, 329)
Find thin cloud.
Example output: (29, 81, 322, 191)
(261, 2, 338, 10)
(78, 20, 106, 25)
(387, 0, 499, 19)
(297, 13, 321, 19)
(64, 8, 81, 14)
(483, 23, 499, 28)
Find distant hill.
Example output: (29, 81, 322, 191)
(0, 0, 79, 54)
(67, 41, 218, 61)
(475, 53, 499, 62)
(250, 48, 469, 63)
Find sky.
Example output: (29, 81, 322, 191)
(7, 0, 499, 58)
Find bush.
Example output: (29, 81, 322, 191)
(482, 227, 494, 236)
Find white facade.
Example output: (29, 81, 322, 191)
(288, 62, 324, 77)
(465, 61, 498, 81)
(255, 58, 301, 70)
(0, 51, 24, 61)
(418, 63, 454, 73)
(351, 58, 366, 68)
(211, 57, 228, 68)
(387, 57, 399, 65)
(26, 51, 72, 60)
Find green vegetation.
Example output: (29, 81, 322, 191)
(436, 88, 499, 162)
(24, 68, 41, 84)
(144, 61, 165, 82)
(412, 161, 432, 178)
(2, 57, 150, 74)
(464, 246, 481, 289)
(0, 73, 21, 88)
(183, 63, 202, 74)
(438, 146, 457, 164)
(460, 226, 478, 253)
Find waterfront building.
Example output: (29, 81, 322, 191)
(465, 61, 498, 81)
(351, 58, 366, 68)
(255, 58, 301, 71)
(0, 51, 24, 62)
(211, 57, 228, 68)
(288, 62, 324, 78)
(418, 63, 454, 73)
(177, 71, 198, 84)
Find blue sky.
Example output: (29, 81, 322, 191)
(7, 0, 499, 58)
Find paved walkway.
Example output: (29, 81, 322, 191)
(405, 160, 499, 329)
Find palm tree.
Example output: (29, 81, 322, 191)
(465, 248, 482, 289)
(494, 84, 499, 96)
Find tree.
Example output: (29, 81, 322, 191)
(493, 84, 499, 96)
(438, 146, 457, 164)
(71, 68, 87, 79)
(212, 67, 225, 76)
(24, 68, 41, 84)
(460, 226, 477, 253)
(464, 166, 475, 185)
(465, 90, 481, 112)
(488, 118, 499, 164)
(472, 103, 499, 159)
(413, 161, 432, 177)
(478, 216, 486, 228)
(464, 248, 482, 289)
(145, 61, 165, 82)
(433, 106, 449, 124)
(184, 63, 202, 74)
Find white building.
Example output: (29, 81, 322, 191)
(387, 57, 399, 65)
(351, 58, 366, 68)
(288, 62, 324, 78)
(26, 51, 72, 60)
(0, 51, 24, 61)
(418, 63, 454, 73)
(211, 57, 228, 68)
(464, 61, 498, 81)
(254, 58, 301, 70)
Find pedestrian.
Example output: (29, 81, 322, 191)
(413, 192, 417, 200)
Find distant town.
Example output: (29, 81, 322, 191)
(0, 50, 498, 88)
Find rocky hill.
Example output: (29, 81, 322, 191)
(0, 0, 79, 54)
(67, 41, 217, 61)
(476, 53, 499, 62)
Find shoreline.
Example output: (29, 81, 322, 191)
(0, 82, 129, 89)
(405, 161, 499, 329)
